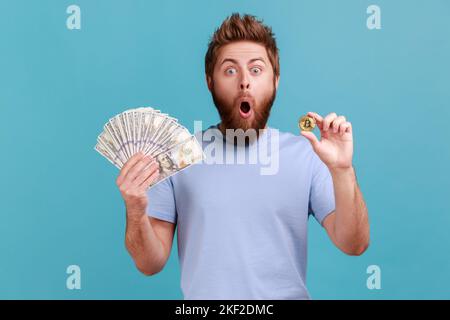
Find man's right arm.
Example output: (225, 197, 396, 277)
(116, 152, 175, 276)
(125, 213, 175, 275)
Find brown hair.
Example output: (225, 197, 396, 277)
(205, 13, 280, 79)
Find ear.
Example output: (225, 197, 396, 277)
(206, 75, 213, 92)
(275, 75, 280, 90)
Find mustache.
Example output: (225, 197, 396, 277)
(234, 93, 255, 107)
(236, 93, 254, 99)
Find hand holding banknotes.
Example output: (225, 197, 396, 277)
(95, 107, 205, 191)
(116, 152, 160, 216)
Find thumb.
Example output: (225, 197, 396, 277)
(301, 131, 320, 149)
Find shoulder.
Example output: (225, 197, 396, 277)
(270, 127, 324, 172)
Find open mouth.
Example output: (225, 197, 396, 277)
(239, 101, 253, 119)
(240, 101, 251, 114)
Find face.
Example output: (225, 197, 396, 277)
(207, 41, 279, 135)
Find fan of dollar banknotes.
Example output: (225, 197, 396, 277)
(95, 107, 205, 188)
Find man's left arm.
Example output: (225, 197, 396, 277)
(301, 111, 370, 256)
(323, 166, 369, 255)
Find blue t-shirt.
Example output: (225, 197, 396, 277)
(146, 124, 336, 299)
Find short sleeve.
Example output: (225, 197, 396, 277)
(146, 177, 177, 224)
(308, 154, 336, 226)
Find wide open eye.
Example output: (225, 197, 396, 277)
(250, 67, 261, 74)
(226, 68, 237, 75)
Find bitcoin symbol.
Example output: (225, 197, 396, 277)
(298, 115, 316, 132)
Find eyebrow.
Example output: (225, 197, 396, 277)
(220, 57, 267, 66)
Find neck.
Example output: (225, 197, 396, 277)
(218, 123, 268, 135)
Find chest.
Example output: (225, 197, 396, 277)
(172, 161, 311, 223)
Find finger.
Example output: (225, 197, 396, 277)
(120, 159, 156, 191)
(331, 116, 346, 133)
(345, 121, 352, 133)
(124, 156, 155, 184)
(306, 111, 324, 130)
(339, 122, 351, 135)
(138, 168, 160, 191)
(116, 152, 144, 186)
(323, 112, 338, 132)
(300, 131, 320, 149)
(134, 161, 160, 186)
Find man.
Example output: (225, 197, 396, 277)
(116, 13, 370, 299)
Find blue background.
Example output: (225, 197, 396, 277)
(1, 0, 449, 299)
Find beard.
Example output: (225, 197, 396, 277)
(210, 80, 277, 139)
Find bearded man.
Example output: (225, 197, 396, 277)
(116, 13, 370, 300)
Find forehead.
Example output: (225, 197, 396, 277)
(216, 41, 269, 64)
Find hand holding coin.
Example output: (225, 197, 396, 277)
(299, 111, 354, 170)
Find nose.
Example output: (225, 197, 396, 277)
(239, 72, 250, 91)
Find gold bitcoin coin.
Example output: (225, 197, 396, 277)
(298, 115, 316, 131)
